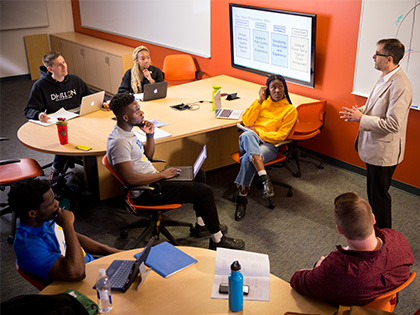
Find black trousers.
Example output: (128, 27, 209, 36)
(134, 170, 221, 234)
(366, 163, 397, 229)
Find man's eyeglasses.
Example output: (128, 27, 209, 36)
(374, 52, 389, 57)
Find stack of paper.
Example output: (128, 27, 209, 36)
(236, 123, 264, 143)
(29, 108, 79, 126)
(148, 119, 168, 128)
(211, 247, 270, 301)
(135, 127, 171, 142)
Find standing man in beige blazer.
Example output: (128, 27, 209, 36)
(340, 38, 412, 229)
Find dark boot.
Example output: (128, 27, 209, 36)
(260, 174, 274, 198)
(235, 196, 248, 221)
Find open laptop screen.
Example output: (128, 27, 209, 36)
(193, 145, 207, 178)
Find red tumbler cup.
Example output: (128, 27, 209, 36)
(56, 118, 68, 145)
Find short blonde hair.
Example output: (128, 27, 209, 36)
(334, 192, 374, 240)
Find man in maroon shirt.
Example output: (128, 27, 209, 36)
(290, 192, 414, 306)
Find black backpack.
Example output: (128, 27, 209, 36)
(51, 171, 85, 212)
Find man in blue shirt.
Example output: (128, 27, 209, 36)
(9, 178, 120, 283)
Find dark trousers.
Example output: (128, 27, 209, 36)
(366, 163, 397, 229)
(134, 170, 221, 234)
(53, 155, 81, 173)
(53, 155, 69, 173)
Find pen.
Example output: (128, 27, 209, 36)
(50, 206, 65, 226)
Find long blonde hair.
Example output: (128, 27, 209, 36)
(131, 46, 149, 93)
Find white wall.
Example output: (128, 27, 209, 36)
(79, 0, 211, 58)
(353, 0, 420, 109)
(0, 0, 74, 78)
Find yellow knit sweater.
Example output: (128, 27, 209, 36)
(241, 96, 297, 144)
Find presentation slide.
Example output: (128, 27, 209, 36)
(230, 5, 316, 87)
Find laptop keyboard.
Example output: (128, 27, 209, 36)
(218, 109, 233, 118)
(67, 107, 80, 115)
(107, 260, 135, 289)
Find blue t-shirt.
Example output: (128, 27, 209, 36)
(14, 220, 94, 281)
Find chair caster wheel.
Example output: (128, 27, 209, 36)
(318, 165, 325, 169)
(294, 171, 301, 178)
(287, 191, 293, 197)
(120, 230, 128, 239)
(267, 198, 275, 209)
(7, 235, 14, 244)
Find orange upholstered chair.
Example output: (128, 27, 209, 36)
(288, 101, 326, 177)
(102, 155, 192, 248)
(363, 272, 416, 312)
(163, 54, 201, 86)
(16, 262, 47, 291)
(230, 122, 296, 209)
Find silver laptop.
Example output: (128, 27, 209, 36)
(214, 89, 242, 120)
(70, 91, 105, 116)
(93, 236, 154, 293)
(165, 145, 207, 181)
(139, 82, 168, 101)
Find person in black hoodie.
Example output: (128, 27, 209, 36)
(24, 51, 92, 121)
(24, 51, 92, 178)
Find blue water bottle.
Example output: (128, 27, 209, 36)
(228, 260, 243, 312)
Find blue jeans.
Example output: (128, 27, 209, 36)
(234, 131, 277, 187)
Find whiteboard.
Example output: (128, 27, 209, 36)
(0, 0, 49, 31)
(353, 0, 420, 110)
(79, 0, 211, 58)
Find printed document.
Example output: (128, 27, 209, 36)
(211, 248, 270, 301)
(236, 123, 264, 143)
(135, 127, 171, 142)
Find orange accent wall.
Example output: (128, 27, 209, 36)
(72, 0, 420, 188)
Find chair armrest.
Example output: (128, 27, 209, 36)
(195, 70, 204, 80)
(150, 158, 166, 163)
(125, 185, 155, 192)
(0, 159, 21, 166)
(274, 140, 292, 148)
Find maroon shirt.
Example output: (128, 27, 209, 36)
(290, 228, 414, 306)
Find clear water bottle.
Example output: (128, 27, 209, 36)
(96, 268, 112, 313)
(228, 260, 243, 312)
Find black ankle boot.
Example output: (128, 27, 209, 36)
(235, 196, 248, 221)
(260, 174, 274, 198)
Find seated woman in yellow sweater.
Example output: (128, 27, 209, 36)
(234, 74, 297, 220)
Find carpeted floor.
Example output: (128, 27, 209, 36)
(1, 77, 419, 314)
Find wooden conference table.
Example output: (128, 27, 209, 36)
(18, 75, 325, 200)
(40, 246, 337, 314)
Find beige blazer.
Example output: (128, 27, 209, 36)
(355, 68, 413, 167)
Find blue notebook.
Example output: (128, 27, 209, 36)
(135, 242, 197, 278)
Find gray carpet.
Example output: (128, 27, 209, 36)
(1, 77, 419, 314)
